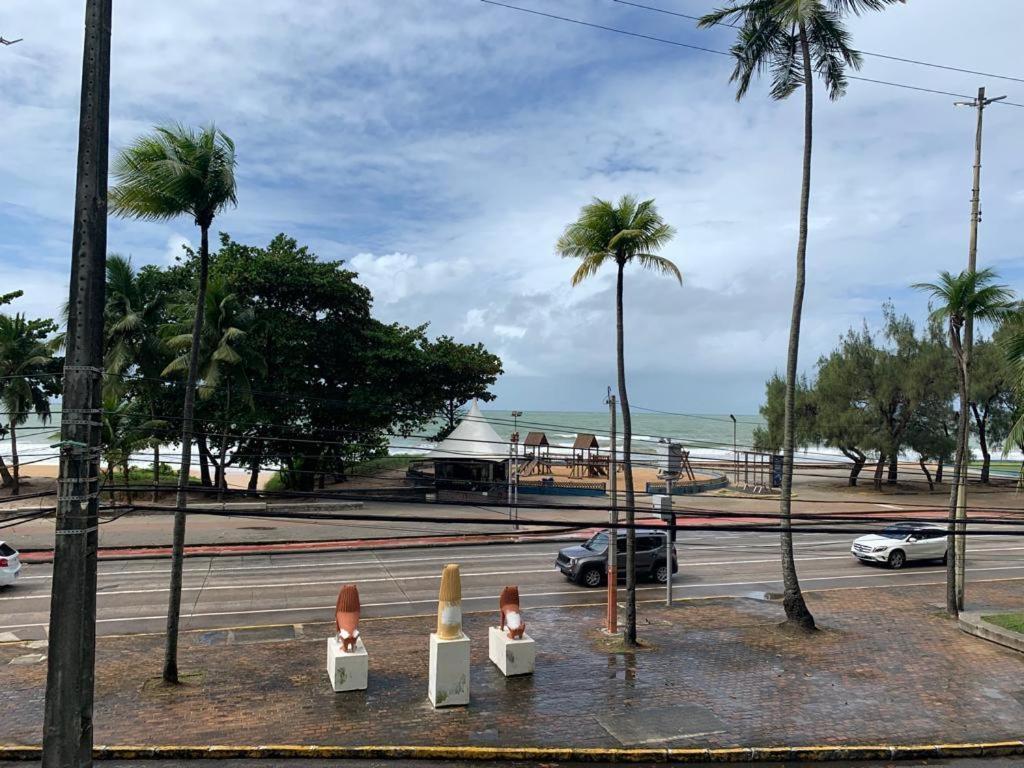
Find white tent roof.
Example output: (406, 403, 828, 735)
(426, 401, 508, 461)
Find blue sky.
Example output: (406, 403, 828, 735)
(3, 0, 1024, 413)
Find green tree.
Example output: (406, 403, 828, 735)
(914, 268, 1014, 616)
(699, 0, 903, 632)
(556, 195, 679, 646)
(99, 392, 168, 503)
(969, 332, 1016, 483)
(103, 254, 171, 498)
(0, 313, 59, 494)
(163, 278, 265, 496)
(110, 123, 238, 684)
(426, 336, 504, 440)
(752, 372, 816, 454)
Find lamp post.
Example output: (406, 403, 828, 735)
(729, 414, 737, 485)
(510, 411, 523, 529)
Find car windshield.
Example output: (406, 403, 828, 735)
(879, 527, 912, 540)
(582, 532, 609, 551)
(0, 542, 15, 556)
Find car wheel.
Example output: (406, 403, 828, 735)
(579, 565, 604, 588)
(888, 550, 906, 570)
(652, 561, 669, 583)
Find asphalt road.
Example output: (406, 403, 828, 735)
(3, 528, 1024, 642)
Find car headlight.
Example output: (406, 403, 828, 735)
(872, 546, 888, 553)
(569, 557, 578, 566)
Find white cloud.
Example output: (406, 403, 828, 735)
(349, 251, 471, 305)
(163, 234, 192, 265)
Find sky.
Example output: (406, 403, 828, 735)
(2, 0, 1024, 413)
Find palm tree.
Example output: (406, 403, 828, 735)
(99, 391, 168, 504)
(914, 268, 1013, 615)
(0, 314, 58, 495)
(110, 123, 238, 684)
(163, 278, 264, 498)
(698, 0, 903, 631)
(556, 195, 679, 646)
(104, 254, 169, 499)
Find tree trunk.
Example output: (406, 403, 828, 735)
(971, 402, 990, 483)
(198, 435, 212, 487)
(247, 440, 261, 491)
(919, 458, 934, 491)
(615, 260, 638, 646)
(164, 223, 210, 685)
(217, 382, 230, 502)
(887, 452, 898, 484)
(936, 458, 944, 484)
(840, 448, 865, 487)
(106, 460, 115, 501)
(776, 22, 816, 632)
(152, 443, 160, 502)
(9, 420, 19, 495)
(872, 453, 886, 491)
(123, 459, 132, 504)
(0, 449, 13, 487)
(945, 335, 969, 618)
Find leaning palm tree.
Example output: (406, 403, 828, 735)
(557, 195, 679, 646)
(163, 278, 264, 498)
(698, 0, 903, 631)
(110, 123, 237, 684)
(914, 268, 1013, 615)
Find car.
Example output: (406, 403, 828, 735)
(556, 529, 678, 587)
(0, 540, 22, 587)
(850, 523, 948, 569)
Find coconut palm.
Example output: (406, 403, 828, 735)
(99, 391, 168, 504)
(914, 268, 1014, 615)
(110, 123, 237, 684)
(0, 314, 58, 494)
(163, 278, 265, 497)
(104, 254, 169, 498)
(698, 0, 903, 631)
(556, 195, 679, 646)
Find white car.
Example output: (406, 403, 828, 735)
(851, 523, 948, 569)
(0, 540, 22, 587)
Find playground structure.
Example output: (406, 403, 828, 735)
(569, 434, 608, 478)
(519, 432, 552, 476)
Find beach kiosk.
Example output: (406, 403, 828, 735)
(425, 401, 508, 493)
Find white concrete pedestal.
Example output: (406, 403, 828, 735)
(488, 626, 535, 676)
(428, 632, 470, 707)
(327, 636, 368, 692)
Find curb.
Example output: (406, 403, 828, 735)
(2, 741, 1024, 762)
(17, 528, 587, 564)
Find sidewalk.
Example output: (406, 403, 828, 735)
(3, 580, 1023, 750)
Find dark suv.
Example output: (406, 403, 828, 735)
(556, 529, 678, 588)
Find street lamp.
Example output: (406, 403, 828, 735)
(729, 414, 737, 486)
(510, 411, 523, 529)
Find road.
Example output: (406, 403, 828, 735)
(2, 528, 1024, 642)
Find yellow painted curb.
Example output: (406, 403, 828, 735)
(2, 741, 1024, 762)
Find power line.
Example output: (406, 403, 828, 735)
(610, 0, 1024, 85)
(480, 0, 1024, 109)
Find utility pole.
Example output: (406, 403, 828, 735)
(952, 86, 1005, 611)
(42, 2, 111, 766)
(729, 414, 737, 485)
(606, 388, 618, 634)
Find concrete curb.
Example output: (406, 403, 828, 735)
(2, 741, 1024, 762)
(17, 529, 587, 564)
(959, 611, 1024, 654)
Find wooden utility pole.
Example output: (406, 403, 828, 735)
(41, 2, 111, 766)
(606, 388, 618, 634)
(952, 86, 1005, 611)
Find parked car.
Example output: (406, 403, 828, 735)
(556, 529, 678, 587)
(850, 522, 948, 569)
(0, 540, 22, 587)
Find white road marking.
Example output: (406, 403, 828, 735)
(2, 566, 1023, 632)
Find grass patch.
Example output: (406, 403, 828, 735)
(982, 613, 1024, 635)
(347, 454, 418, 475)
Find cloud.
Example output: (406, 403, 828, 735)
(349, 251, 471, 305)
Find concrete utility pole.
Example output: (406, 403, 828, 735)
(41, 1, 111, 766)
(952, 86, 1005, 610)
(606, 388, 618, 634)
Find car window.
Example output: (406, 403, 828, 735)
(583, 532, 609, 551)
(0, 542, 15, 556)
(880, 526, 911, 540)
(638, 536, 662, 551)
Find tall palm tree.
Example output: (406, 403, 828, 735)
(0, 314, 58, 495)
(163, 278, 264, 497)
(557, 195, 679, 646)
(698, 0, 903, 631)
(110, 123, 238, 684)
(914, 268, 1013, 615)
(104, 254, 169, 499)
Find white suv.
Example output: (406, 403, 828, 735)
(0, 540, 22, 587)
(851, 523, 948, 569)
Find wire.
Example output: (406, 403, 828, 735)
(479, 0, 1024, 109)
(611, 0, 1024, 85)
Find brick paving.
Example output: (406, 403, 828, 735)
(2, 581, 1024, 749)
